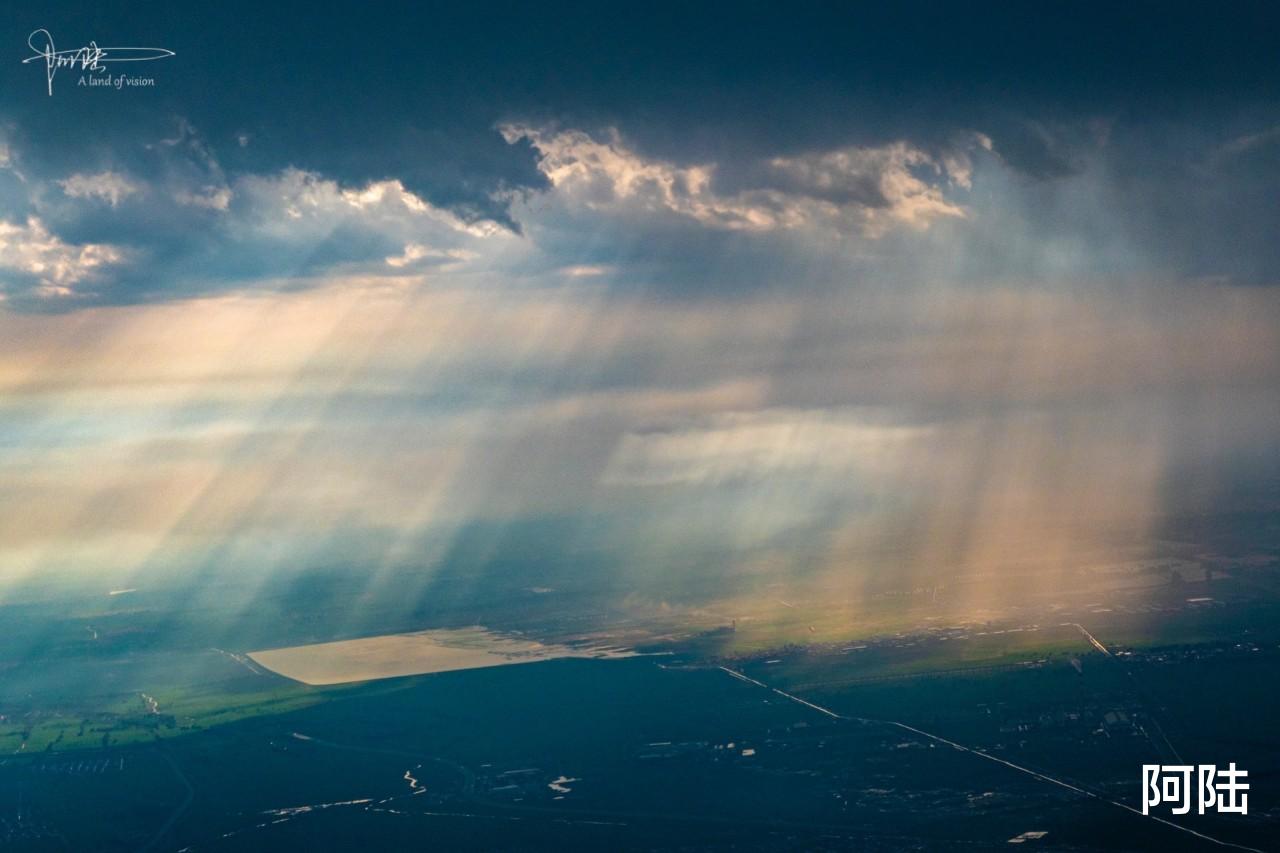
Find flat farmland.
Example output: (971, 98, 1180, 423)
(249, 626, 640, 685)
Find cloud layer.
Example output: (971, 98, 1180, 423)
(2, 4, 1278, 631)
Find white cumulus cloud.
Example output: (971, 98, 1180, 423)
(58, 171, 140, 207)
(0, 217, 124, 299)
(502, 124, 978, 237)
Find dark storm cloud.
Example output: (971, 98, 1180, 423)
(8, 1, 1278, 186)
(2, 0, 1279, 306)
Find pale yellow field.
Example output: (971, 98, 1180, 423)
(248, 627, 635, 685)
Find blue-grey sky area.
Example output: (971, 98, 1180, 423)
(0, 3, 1277, 621)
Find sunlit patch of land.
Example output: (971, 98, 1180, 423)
(671, 547, 1252, 657)
(1, 515, 1273, 755)
(249, 626, 640, 685)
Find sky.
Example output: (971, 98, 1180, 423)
(1, 3, 1278, 622)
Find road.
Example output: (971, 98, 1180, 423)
(718, 667, 1264, 853)
(136, 750, 194, 853)
(1070, 622, 1112, 656)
